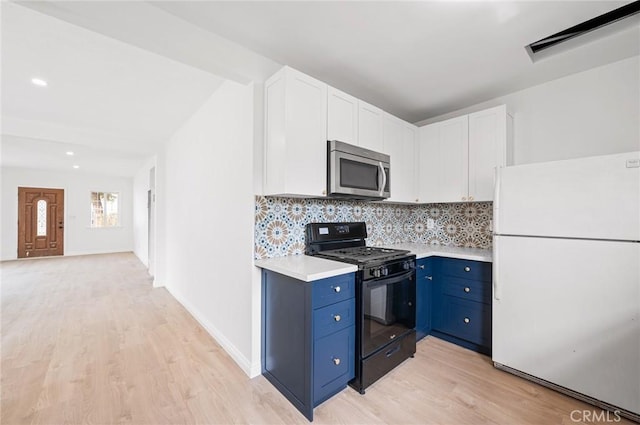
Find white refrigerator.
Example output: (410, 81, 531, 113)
(492, 151, 640, 420)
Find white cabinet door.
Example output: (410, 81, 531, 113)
(417, 124, 442, 203)
(264, 66, 327, 197)
(401, 122, 418, 203)
(468, 105, 507, 202)
(439, 116, 469, 203)
(418, 105, 510, 204)
(383, 114, 416, 203)
(327, 86, 358, 145)
(358, 100, 384, 152)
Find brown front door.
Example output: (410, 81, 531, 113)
(18, 187, 64, 258)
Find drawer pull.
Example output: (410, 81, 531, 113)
(419, 265, 425, 269)
(332, 357, 341, 366)
(464, 287, 470, 293)
(464, 266, 471, 272)
(426, 276, 433, 281)
(333, 286, 341, 293)
(385, 345, 401, 358)
(333, 314, 341, 322)
(463, 317, 470, 324)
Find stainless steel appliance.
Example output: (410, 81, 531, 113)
(306, 222, 415, 393)
(327, 141, 390, 199)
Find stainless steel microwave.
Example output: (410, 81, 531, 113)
(327, 140, 390, 199)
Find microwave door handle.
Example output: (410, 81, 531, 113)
(378, 162, 387, 196)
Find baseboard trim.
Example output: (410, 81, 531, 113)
(165, 285, 255, 378)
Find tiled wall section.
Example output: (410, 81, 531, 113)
(255, 196, 492, 259)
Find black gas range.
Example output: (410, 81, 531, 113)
(306, 222, 417, 394)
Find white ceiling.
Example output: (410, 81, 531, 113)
(1, 2, 225, 176)
(2, 1, 639, 176)
(152, 1, 639, 122)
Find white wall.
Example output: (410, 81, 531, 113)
(159, 80, 257, 376)
(1, 167, 133, 261)
(132, 156, 156, 269)
(416, 56, 640, 164)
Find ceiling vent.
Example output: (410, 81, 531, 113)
(526, 0, 640, 62)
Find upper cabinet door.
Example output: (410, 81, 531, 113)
(418, 123, 442, 203)
(327, 87, 358, 145)
(383, 114, 415, 203)
(358, 100, 384, 153)
(439, 116, 469, 203)
(401, 122, 418, 203)
(264, 67, 328, 197)
(468, 105, 508, 202)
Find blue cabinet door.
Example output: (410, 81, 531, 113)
(416, 257, 436, 340)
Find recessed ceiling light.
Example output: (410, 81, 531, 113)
(31, 78, 48, 87)
(66, 151, 74, 156)
(73, 165, 80, 169)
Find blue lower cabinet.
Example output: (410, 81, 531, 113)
(429, 257, 492, 355)
(313, 327, 355, 405)
(415, 258, 434, 341)
(262, 270, 356, 421)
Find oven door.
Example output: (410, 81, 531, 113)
(361, 270, 415, 358)
(329, 149, 390, 199)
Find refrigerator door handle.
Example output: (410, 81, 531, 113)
(493, 236, 501, 300)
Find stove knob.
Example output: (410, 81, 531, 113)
(381, 267, 389, 276)
(373, 268, 381, 278)
(403, 261, 410, 270)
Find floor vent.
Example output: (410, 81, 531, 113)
(526, 0, 640, 61)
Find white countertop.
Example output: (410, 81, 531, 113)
(255, 244, 492, 282)
(381, 243, 493, 262)
(254, 255, 358, 282)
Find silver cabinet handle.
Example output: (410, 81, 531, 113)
(426, 276, 433, 280)
(333, 286, 341, 293)
(464, 287, 470, 293)
(419, 265, 425, 269)
(463, 317, 470, 324)
(334, 314, 341, 322)
(464, 266, 471, 272)
(333, 358, 341, 366)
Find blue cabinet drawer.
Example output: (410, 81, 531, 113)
(313, 298, 355, 340)
(440, 258, 491, 282)
(438, 296, 491, 347)
(313, 327, 355, 404)
(442, 276, 491, 304)
(312, 273, 355, 309)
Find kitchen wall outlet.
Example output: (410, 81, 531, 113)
(427, 219, 435, 229)
(489, 220, 493, 232)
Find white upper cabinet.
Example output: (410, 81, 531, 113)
(264, 66, 328, 197)
(418, 105, 511, 203)
(327, 87, 358, 145)
(358, 100, 384, 153)
(468, 105, 509, 201)
(383, 113, 417, 203)
(418, 116, 468, 203)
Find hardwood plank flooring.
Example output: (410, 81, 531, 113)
(1, 253, 632, 424)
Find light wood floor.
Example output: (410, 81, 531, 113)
(1, 253, 632, 425)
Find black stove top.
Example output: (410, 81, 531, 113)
(313, 246, 411, 264)
(305, 222, 412, 266)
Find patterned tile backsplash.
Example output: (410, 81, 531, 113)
(254, 196, 493, 259)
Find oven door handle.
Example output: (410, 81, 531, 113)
(366, 270, 414, 288)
